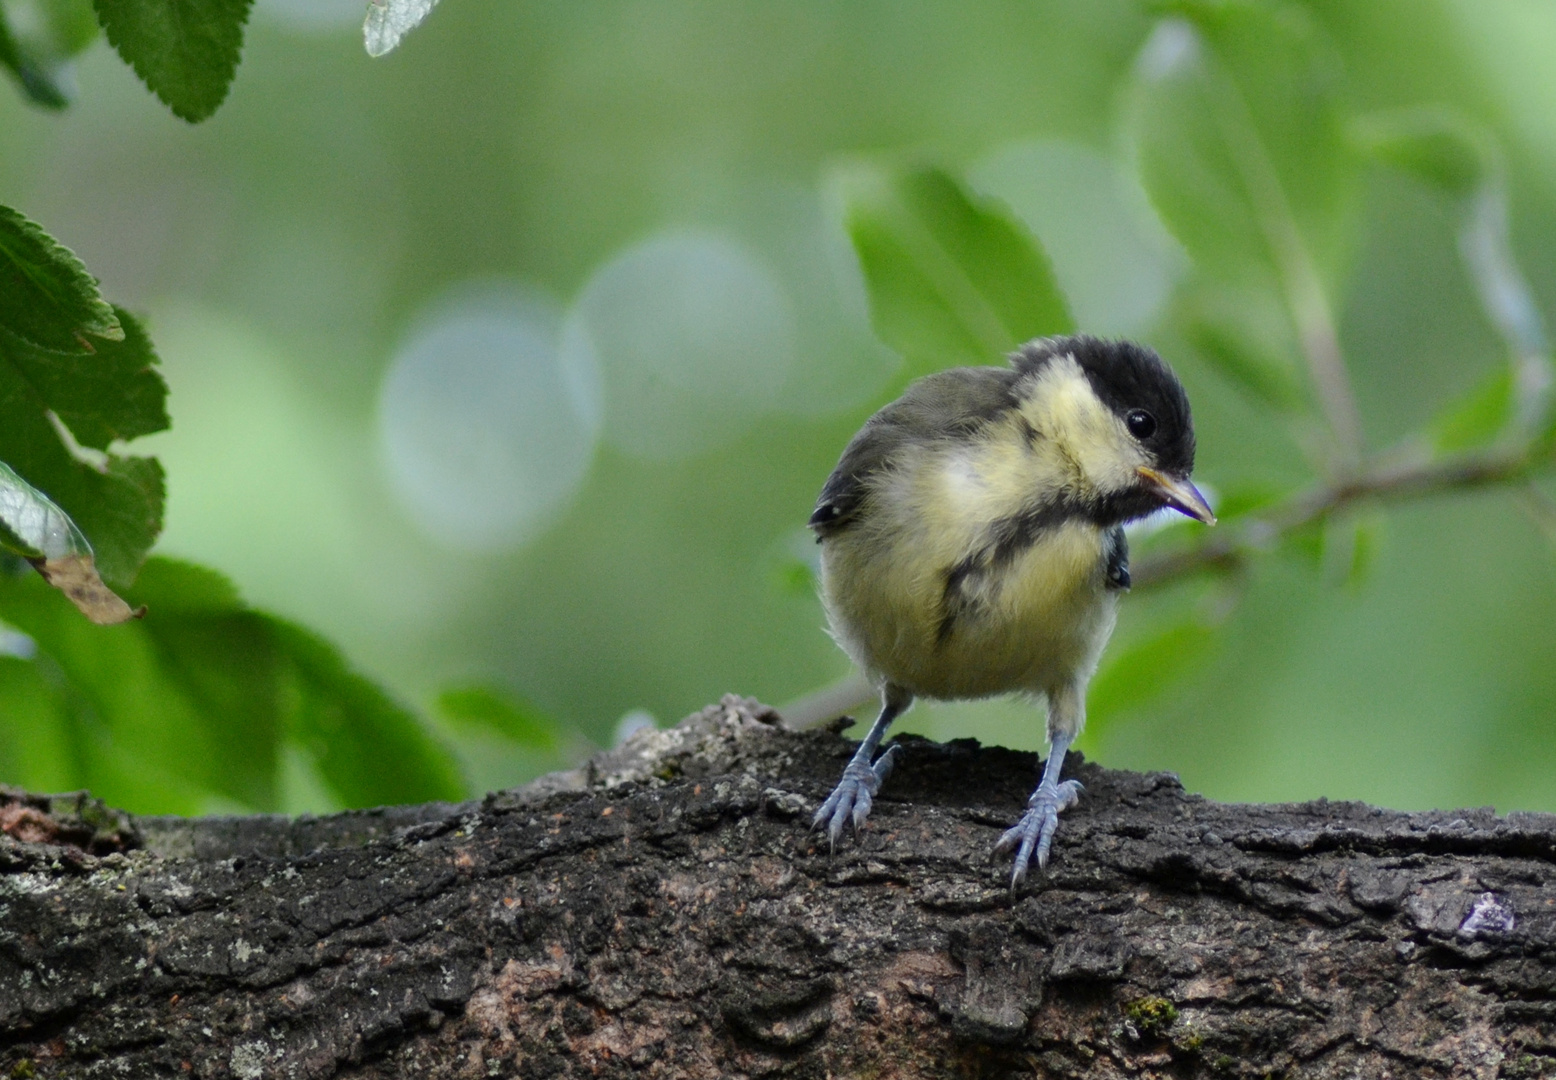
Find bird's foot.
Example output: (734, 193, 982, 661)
(811, 744, 901, 850)
(994, 778, 1083, 886)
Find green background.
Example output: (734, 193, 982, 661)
(2, 0, 1554, 815)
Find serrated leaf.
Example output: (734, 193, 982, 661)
(0, 205, 121, 352)
(92, 0, 252, 123)
(838, 163, 1072, 374)
(438, 685, 559, 750)
(7, 306, 170, 450)
(1431, 367, 1513, 454)
(363, 0, 439, 58)
(0, 305, 167, 587)
(0, 459, 140, 623)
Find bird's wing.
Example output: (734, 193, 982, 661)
(809, 367, 1019, 538)
(808, 416, 905, 536)
(1104, 525, 1130, 590)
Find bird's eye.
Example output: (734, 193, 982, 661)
(1125, 409, 1157, 440)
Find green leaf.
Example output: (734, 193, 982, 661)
(0, 7, 66, 107)
(92, 0, 252, 122)
(273, 620, 466, 807)
(0, 561, 230, 813)
(1128, 5, 1363, 455)
(0, 655, 78, 793)
(0, 205, 121, 352)
(7, 306, 170, 450)
(837, 163, 1072, 374)
(1431, 367, 1513, 454)
(0, 0, 99, 108)
(128, 559, 466, 808)
(0, 557, 467, 813)
(1342, 511, 1384, 590)
(1087, 618, 1219, 733)
(438, 685, 559, 750)
(1175, 284, 1305, 411)
(1314, 510, 1385, 589)
(1130, 4, 1355, 287)
(0, 305, 167, 586)
(0, 212, 163, 614)
(1349, 108, 1493, 200)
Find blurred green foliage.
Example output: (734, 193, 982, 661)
(1, 0, 1555, 817)
(839, 163, 1072, 373)
(0, 556, 466, 811)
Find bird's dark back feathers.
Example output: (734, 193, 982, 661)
(809, 366, 1019, 537)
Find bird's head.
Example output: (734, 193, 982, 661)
(1009, 335, 1215, 527)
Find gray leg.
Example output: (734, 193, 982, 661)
(811, 686, 911, 849)
(994, 685, 1085, 885)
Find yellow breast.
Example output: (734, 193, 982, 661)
(819, 438, 1118, 701)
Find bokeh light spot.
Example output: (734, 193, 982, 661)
(378, 285, 598, 553)
(560, 229, 799, 460)
(970, 139, 1183, 335)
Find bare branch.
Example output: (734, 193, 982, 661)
(1133, 442, 1541, 588)
(781, 670, 874, 731)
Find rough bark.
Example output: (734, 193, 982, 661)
(2, 695, 1555, 1080)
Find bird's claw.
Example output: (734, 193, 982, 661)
(994, 778, 1083, 886)
(812, 744, 901, 850)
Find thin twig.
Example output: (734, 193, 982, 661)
(781, 670, 874, 731)
(1132, 443, 1539, 588)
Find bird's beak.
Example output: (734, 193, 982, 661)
(1137, 467, 1216, 525)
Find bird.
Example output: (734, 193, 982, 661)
(807, 334, 1214, 885)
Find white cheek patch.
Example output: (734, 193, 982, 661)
(1019, 355, 1147, 494)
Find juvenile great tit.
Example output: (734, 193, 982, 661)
(808, 334, 1214, 884)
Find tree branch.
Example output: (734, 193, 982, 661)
(4, 696, 1556, 1079)
(1133, 441, 1543, 588)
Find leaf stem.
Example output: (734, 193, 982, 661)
(1209, 59, 1364, 474)
(1460, 182, 1554, 435)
